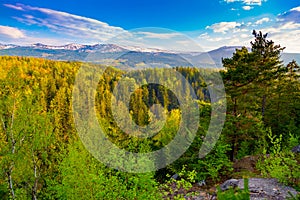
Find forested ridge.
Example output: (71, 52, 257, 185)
(0, 31, 299, 199)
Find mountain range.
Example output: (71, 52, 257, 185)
(0, 43, 299, 68)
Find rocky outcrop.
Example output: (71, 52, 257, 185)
(220, 179, 239, 191)
(230, 178, 298, 200)
(185, 178, 299, 200)
(292, 145, 300, 153)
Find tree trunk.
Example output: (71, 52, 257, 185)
(233, 98, 237, 117)
(261, 94, 266, 123)
(32, 152, 38, 200)
(7, 170, 15, 199)
(230, 98, 238, 161)
(1, 99, 17, 199)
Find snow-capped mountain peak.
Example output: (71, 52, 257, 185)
(31, 43, 86, 50)
(0, 43, 18, 50)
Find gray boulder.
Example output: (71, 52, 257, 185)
(292, 145, 300, 153)
(171, 173, 180, 180)
(191, 178, 298, 200)
(238, 178, 298, 200)
(220, 179, 239, 191)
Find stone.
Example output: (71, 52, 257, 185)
(197, 180, 206, 187)
(238, 178, 299, 200)
(191, 178, 298, 200)
(292, 145, 300, 153)
(171, 173, 180, 180)
(220, 179, 239, 191)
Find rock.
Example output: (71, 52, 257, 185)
(191, 178, 298, 200)
(220, 179, 239, 191)
(238, 178, 299, 200)
(233, 155, 259, 173)
(197, 180, 206, 187)
(171, 173, 180, 180)
(292, 145, 300, 153)
(184, 192, 216, 200)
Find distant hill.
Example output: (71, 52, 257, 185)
(0, 43, 299, 68)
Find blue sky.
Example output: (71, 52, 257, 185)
(0, 0, 300, 52)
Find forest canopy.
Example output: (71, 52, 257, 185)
(0, 31, 299, 199)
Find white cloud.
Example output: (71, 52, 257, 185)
(206, 22, 242, 33)
(271, 5, 300, 51)
(196, 6, 300, 53)
(233, 28, 249, 33)
(255, 17, 270, 25)
(280, 22, 300, 30)
(175, 40, 191, 45)
(207, 37, 231, 42)
(0, 25, 25, 39)
(242, 6, 253, 10)
(228, 38, 242, 45)
(250, 10, 300, 52)
(278, 6, 300, 24)
(4, 3, 126, 42)
(3, 4, 24, 11)
(259, 27, 281, 34)
(2, 3, 300, 53)
(10, 36, 73, 46)
(199, 22, 300, 52)
(175, 40, 203, 50)
(224, 0, 266, 5)
(243, 0, 265, 5)
(224, 0, 266, 11)
(267, 29, 300, 52)
(198, 33, 209, 38)
(136, 32, 181, 39)
(240, 34, 250, 38)
(290, 6, 300, 12)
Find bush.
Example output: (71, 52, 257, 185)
(161, 165, 197, 199)
(256, 131, 300, 187)
(55, 142, 162, 200)
(169, 138, 233, 184)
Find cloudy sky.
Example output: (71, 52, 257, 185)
(0, 0, 300, 52)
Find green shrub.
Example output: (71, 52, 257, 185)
(257, 132, 300, 187)
(55, 141, 162, 200)
(195, 139, 233, 182)
(161, 165, 197, 199)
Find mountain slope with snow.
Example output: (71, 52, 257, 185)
(0, 43, 298, 68)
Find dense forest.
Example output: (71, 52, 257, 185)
(0, 31, 299, 199)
